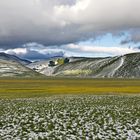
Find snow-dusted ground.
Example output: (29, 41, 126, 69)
(27, 60, 57, 76)
(27, 60, 49, 71)
(0, 95, 140, 139)
(110, 56, 125, 76)
(0, 59, 43, 77)
(26, 53, 140, 78)
(0, 60, 27, 77)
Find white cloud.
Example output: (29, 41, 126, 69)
(66, 44, 140, 55)
(5, 48, 27, 55)
(0, 0, 140, 47)
(54, 0, 140, 28)
(23, 42, 65, 55)
(2, 43, 65, 60)
(1, 42, 140, 59)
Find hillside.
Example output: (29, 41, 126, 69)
(0, 52, 139, 78)
(27, 53, 140, 78)
(0, 59, 43, 77)
(0, 52, 31, 65)
(27, 57, 63, 76)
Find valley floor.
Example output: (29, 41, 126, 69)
(0, 95, 140, 139)
(0, 78, 140, 139)
(0, 78, 140, 98)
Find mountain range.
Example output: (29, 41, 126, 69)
(0, 52, 139, 78)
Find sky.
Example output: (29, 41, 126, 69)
(0, 0, 140, 60)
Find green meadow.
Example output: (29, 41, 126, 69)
(0, 78, 139, 99)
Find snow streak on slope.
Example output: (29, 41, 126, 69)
(109, 56, 125, 77)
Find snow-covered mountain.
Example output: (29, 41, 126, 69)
(27, 52, 140, 78)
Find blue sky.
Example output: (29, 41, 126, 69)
(0, 0, 140, 60)
(62, 32, 140, 58)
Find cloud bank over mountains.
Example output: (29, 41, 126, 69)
(0, 0, 140, 58)
(0, 43, 64, 60)
(0, 42, 139, 60)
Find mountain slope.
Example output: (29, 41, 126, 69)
(0, 59, 43, 77)
(27, 57, 63, 76)
(27, 53, 140, 78)
(0, 52, 31, 65)
(113, 53, 140, 78)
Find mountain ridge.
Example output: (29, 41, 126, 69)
(27, 52, 140, 78)
(0, 52, 139, 78)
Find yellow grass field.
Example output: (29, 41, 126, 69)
(0, 78, 140, 98)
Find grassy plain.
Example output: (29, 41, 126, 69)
(0, 78, 140, 98)
(0, 78, 140, 139)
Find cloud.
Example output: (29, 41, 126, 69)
(5, 48, 27, 55)
(21, 50, 64, 60)
(0, 42, 139, 60)
(120, 38, 131, 45)
(129, 29, 140, 43)
(66, 44, 140, 55)
(120, 29, 140, 44)
(1, 43, 64, 60)
(0, 0, 140, 48)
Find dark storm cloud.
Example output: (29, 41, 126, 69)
(120, 29, 140, 45)
(21, 50, 64, 60)
(0, 0, 140, 48)
(130, 29, 140, 43)
(120, 38, 131, 45)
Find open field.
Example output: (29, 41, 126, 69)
(0, 95, 140, 139)
(0, 78, 140, 99)
(0, 78, 140, 139)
